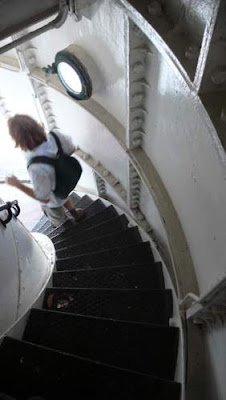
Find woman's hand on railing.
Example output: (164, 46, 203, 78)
(5, 175, 21, 188)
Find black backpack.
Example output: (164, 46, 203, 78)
(27, 131, 82, 199)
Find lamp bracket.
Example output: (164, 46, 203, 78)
(42, 63, 57, 78)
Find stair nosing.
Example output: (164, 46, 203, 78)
(4, 337, 180, 384)
(50, 205, 116, 241)
(29, 307, 179, 330)
(45, 287, 171, 293)
(53, 261, 161, 274)
(45, 198, 104, 236)
(55, 226, 140, 253)
(56, 242, 151, 261)
(53, 214, 128, 246)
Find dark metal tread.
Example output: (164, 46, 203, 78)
(32, 192, 82, 234)
(41, 195, 94, 237)
(0, 337, 181, 400)
(56, 227, 142, 258)
(74, 194, 93, 208)
(70, 192, 83, 206)
(56, 241, 154, 271)
(43, 198, 105, 237)
(48, 200, 112, 242)
(54, 214, 129, 250)
(24, 308, 179, 380)
(43, 287, 173, 324)
(53, 262, 164, 289)
(41, 218, 75, 238)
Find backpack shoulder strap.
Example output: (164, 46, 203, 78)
(49, 131, 63, 154)
(27, 156, 55, 170)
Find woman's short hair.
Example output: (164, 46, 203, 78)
(8, 114, 46, 151)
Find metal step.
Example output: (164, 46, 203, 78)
(40, 200, 101, 239)
(52, 262, 164, 289)
(51, 205, 118, 244)
(31, 214, 48, 233)
(68, 194, 93, 210)
(32, 192, 81, 234)
(70, 192, 82, 206)
(42, 197, 102, 237)
(54, 214, 129, 250)
(56, 242, 154, 271)
(56, 227, 142, 258)
(43, 288, 173, 324)
(0, 337, 181, 400)
(46, 199, 106, 239)
(23, 308, 179, 380)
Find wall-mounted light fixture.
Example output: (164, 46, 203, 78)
(43, 44, 94, 101)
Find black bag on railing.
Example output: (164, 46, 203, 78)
(27, 132, 82, 199)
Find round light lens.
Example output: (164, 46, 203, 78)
(57, 62, 82, 94)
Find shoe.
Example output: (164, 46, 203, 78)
(70, 208, 85, 222)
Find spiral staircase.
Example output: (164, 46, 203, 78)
(0, 193, 181, 399)
(0, 1, 225, 398)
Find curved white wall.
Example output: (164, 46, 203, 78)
(143, 41, 226, 297)
(0, 205, 52, 336)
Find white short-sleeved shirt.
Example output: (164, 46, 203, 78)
(25, 131, 75, 208)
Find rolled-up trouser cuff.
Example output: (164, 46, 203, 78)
(42, 205, 67, 227)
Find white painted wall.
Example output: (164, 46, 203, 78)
(76, 159, 98, 196)
(31, 0, 127, 127)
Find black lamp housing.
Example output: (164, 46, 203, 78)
(43, 45, 93, 101)
(55, 49, 92, 100)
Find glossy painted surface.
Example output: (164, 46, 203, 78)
(0, 209, 53, 337)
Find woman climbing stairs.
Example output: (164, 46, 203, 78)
(0, 194, 181, 399)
